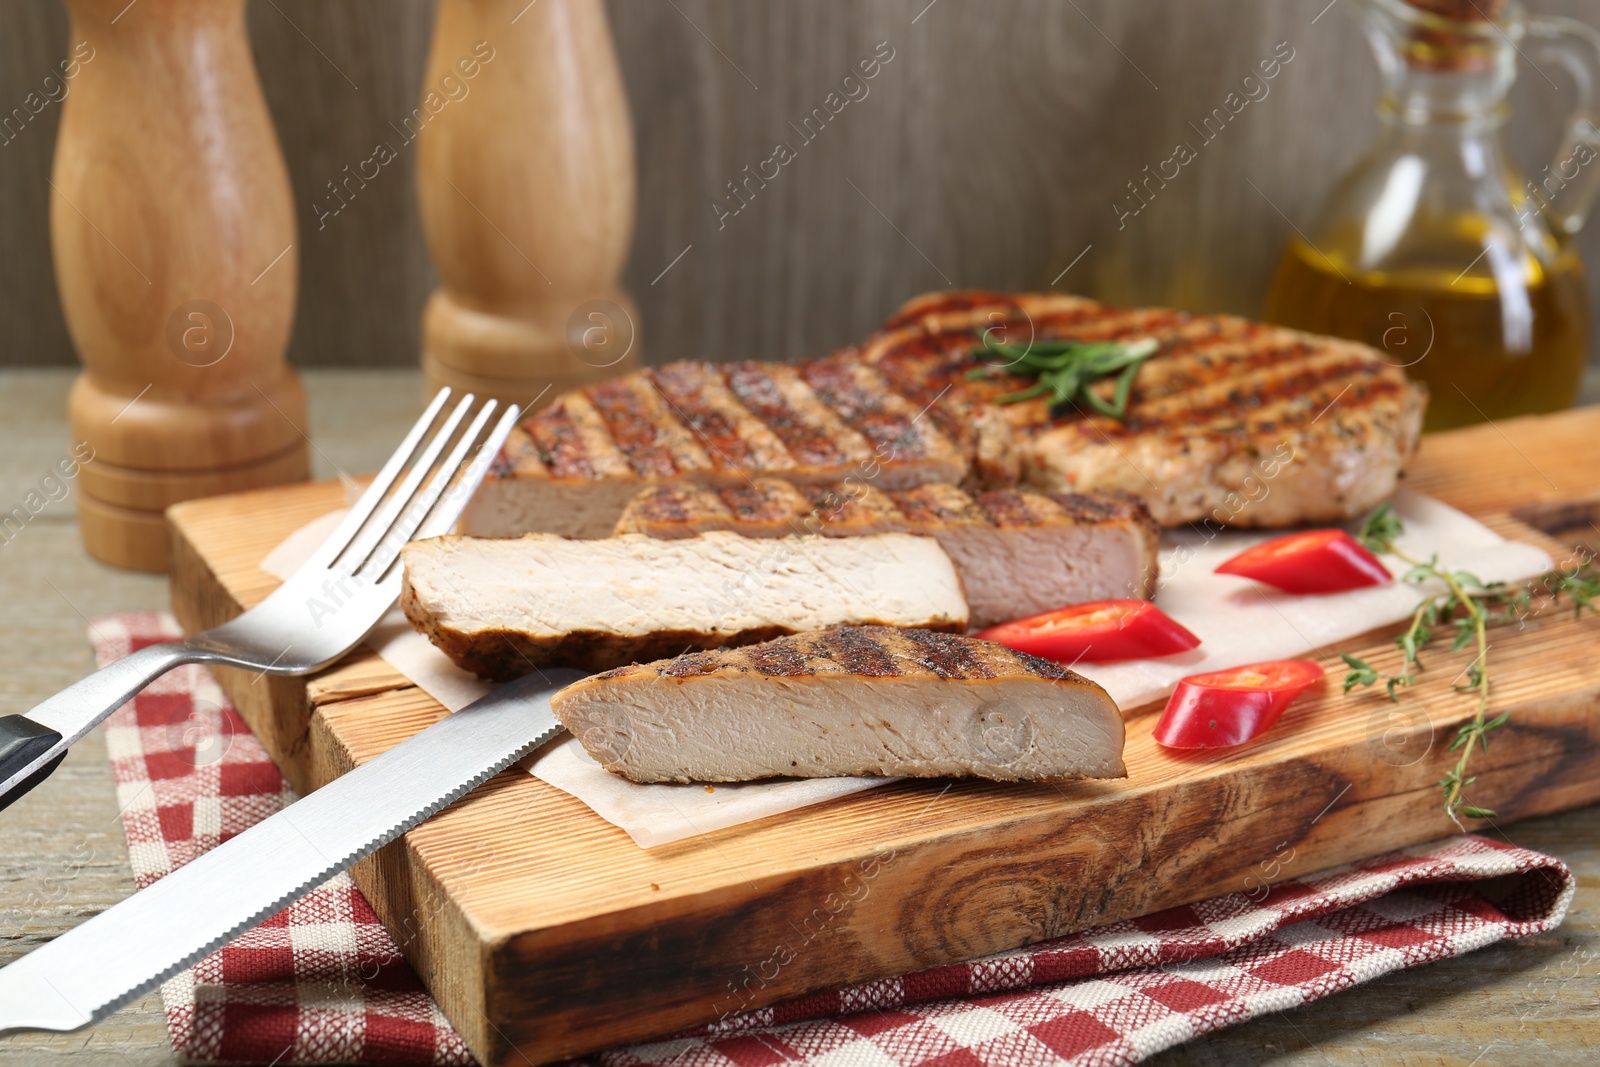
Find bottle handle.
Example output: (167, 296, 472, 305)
(1525, 15, 1600, 235)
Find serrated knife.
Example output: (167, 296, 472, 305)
(0, 666, 583, 1035)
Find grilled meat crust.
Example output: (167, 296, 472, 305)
(465, 291, 1425, 536)
(589, 625, 1083, 683)
(613, 478, 1161, 625)
(553, 626, 1127, 783)
(613, 478, 1157, 540)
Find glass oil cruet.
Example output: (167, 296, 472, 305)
(1263, 0, 1600, 431)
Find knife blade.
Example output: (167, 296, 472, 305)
(0, 666, 584, 1035)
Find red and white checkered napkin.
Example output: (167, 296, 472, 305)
(92, 613, 1574, 1067)
(93, 613, 473, 1066)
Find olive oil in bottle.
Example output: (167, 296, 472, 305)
(1265, 235, 1588, 431)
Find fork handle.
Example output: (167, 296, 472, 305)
(0, 642, 198, 812)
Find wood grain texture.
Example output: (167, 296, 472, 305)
(4, 0, 1600, 375)
(418, 0, 641, 407)
(167, 406, 1600, 1065)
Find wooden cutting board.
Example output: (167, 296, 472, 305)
(167, 408, 1600, 1066)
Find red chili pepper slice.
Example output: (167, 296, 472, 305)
(974, 599, 1200, 664)
(1153, 659, 1325, 749)
(1215, 529, 1391, 595)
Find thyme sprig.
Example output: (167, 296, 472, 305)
(964, 334, 1159, 420)
(1343, 504, 1600, 826)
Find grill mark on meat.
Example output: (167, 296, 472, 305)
(803, 482, 901, 532)
(590, 626, 1081, 685)
(722, 363, 870, 468)
(585, 378, 709, 478)
(1135, 339, 1319, 399)
(880, 290, 1021, 330)
(972, 489, 1042, 527)
(742, 639, 817, 677)
(496, 425, 548, 477)
(813, 626, 903, 677)
(647, 363, 793, 475)
(722, 362, 843, 466)
(617, 477, 1155, 549)
(894, 627, 999, 680)
(1107, 354, 1404, 436)
(654, 650, 725, 678)
(1065, 308, 1190, 339)
(632, 484, 710, 524)
(548, 393, 633, 477)
(722, 482, 804, 524)
(1043, 492, 1144, 525)
(526, 403, 595, 479)
(799, 361, 945, 463)
(857, 336, 973, 406)
(886, 484, 981, 525)
(645, 364, 753, 470)
(1001, 645, 1079, 682)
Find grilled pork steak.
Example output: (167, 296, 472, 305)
(401, 532, 968, 678)
(614, 478, 1159, 628)
(550, 626, 1126, 783)
(462, 291, 1424, 536)
(860, 290, 1427, 527)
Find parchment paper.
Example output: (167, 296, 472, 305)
(260, 490, 1551, 849)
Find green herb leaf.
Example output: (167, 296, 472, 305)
(1358, 504, 1404, 553)
(968, 335, 1158, 421)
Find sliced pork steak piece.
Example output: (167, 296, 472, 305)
(400, 532, 968, 678)
(613, 478, 1160, 627)
(462, 360, 971, 538)
(550, 626, 1126, 783)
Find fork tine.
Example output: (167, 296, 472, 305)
(361, 400, 515, 579)
(305, 387, 454, 570)
(331, 392, 476, 574)
(390, 401, 521, 563)
(414, 403, 522, 542)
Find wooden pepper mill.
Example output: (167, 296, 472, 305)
(417, 0, 640, 410)
(50, 0, 308, 572)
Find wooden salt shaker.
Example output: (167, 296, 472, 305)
(50, 0, 308, 572)
(417, 0, 640, 410)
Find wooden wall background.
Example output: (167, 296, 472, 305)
(2, 0, 1598, 369)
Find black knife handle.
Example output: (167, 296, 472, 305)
(0, 716, 67, 812)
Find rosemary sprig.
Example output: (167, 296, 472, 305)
(964, 334, 1159, 420)
(1343, 503, 1600, 826)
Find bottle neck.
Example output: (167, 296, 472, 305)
(1360, 0, 1521, 123)
(1369, 100, 1516, 198)
(1376, 92, 1510, 139)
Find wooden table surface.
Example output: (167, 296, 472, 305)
(0, 368, 1596, 1067)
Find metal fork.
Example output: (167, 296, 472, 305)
(0, 388, 519, 813)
